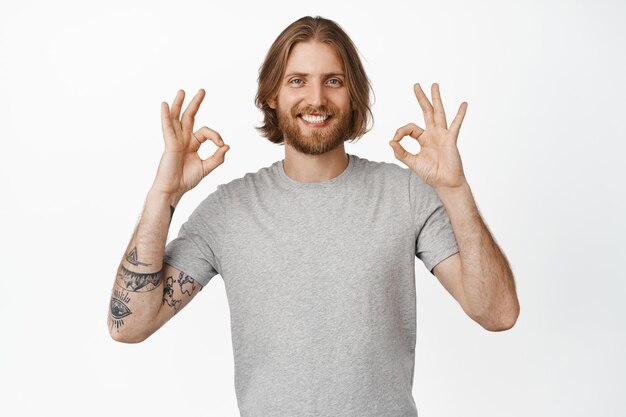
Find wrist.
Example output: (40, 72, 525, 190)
(147, 187, 183, 209)
(433, 180, 477, 212)
(434, 178, 470, 198)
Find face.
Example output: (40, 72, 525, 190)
(268, 40, 352, 155)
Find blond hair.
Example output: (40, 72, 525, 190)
(255, 16, 374, 144)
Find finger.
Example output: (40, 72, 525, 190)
(181, 89, 206, 134)
(161, 102, 176, 142)
(192, 126, 224, 150)
(449, 101, 468, 140)
(201, 144, 230, 177)
(391, 123, 426, 147)
(388, 139, 413, 167)
(431, 83, 448, 128)
(169, 90, 185, 137)
(413, 83, 435, 129)
(170, 90, 185, 122)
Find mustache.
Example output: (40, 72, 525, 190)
(291, 105, 336, 118)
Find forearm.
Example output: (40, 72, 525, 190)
(435, 181, 519, 330)
(108, 189, 178, 343)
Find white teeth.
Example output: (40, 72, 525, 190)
(301, 115, 329, 124)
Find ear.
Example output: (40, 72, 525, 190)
(267, 97, 277, 109)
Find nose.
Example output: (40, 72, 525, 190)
(306, 81, 327, 108)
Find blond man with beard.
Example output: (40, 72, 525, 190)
(108, 16, 519, 417)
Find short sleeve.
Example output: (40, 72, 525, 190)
(163, 186, 225, 287)
(409, 170, 459, 274)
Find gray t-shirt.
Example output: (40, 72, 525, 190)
(164, 153, 459, 417)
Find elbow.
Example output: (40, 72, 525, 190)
(109, 330, 149, 344)
(473, 281, 521, 332)
(107, 319, 153, 344)
(482, 318, 516, 332)
(480, 302, 520, 332)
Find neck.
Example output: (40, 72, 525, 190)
(283, 143, 349, 183)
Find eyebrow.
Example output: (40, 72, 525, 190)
(283, 72, 345, 79)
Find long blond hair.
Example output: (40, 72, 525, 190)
(255, 16, 374, 144)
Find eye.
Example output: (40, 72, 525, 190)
(110, 298, 132, 319)
(327, 78, 343, 86)
(289, 78, 303, 85)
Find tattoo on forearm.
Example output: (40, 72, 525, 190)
(177, 272, 196, 296)
(125, 247, 151, 267)
(162, 276, 181, 311)
(117, 265, 163, 292)
(110, 288, 132, 331)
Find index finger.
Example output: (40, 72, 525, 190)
(181, 89, 206, 134)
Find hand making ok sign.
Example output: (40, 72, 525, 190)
(152, 89, 230, 205)
(389, 83, 468, 190)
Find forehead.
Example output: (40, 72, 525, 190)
(285, 40, 345, 73)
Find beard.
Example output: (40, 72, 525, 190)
(277, 103, 352, 155)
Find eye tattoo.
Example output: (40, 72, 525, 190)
(110, 287, 132, 330)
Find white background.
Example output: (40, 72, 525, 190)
(1, 0, 624, 416)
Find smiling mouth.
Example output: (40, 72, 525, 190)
(298, 114, 332, 126)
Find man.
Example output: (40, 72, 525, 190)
(108, 15, 519, 416)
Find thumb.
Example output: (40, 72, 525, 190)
(201, 144, 230, 177)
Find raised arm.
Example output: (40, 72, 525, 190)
(108, 88, 230, 343)
(390, 83, 519, 330)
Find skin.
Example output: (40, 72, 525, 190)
(268, 40, 352, 183)
(154, 89, 230, 204)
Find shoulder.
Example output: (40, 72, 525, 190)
(358, 154, 434, 196)
(188, 162, 278, 223)
(221, 162, 277, 191)
(211, 160, 280, 203)
(351, 154, 413, 186)
(353, 155, 437, 209)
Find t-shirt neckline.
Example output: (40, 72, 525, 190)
(276, 153, 356, 189)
